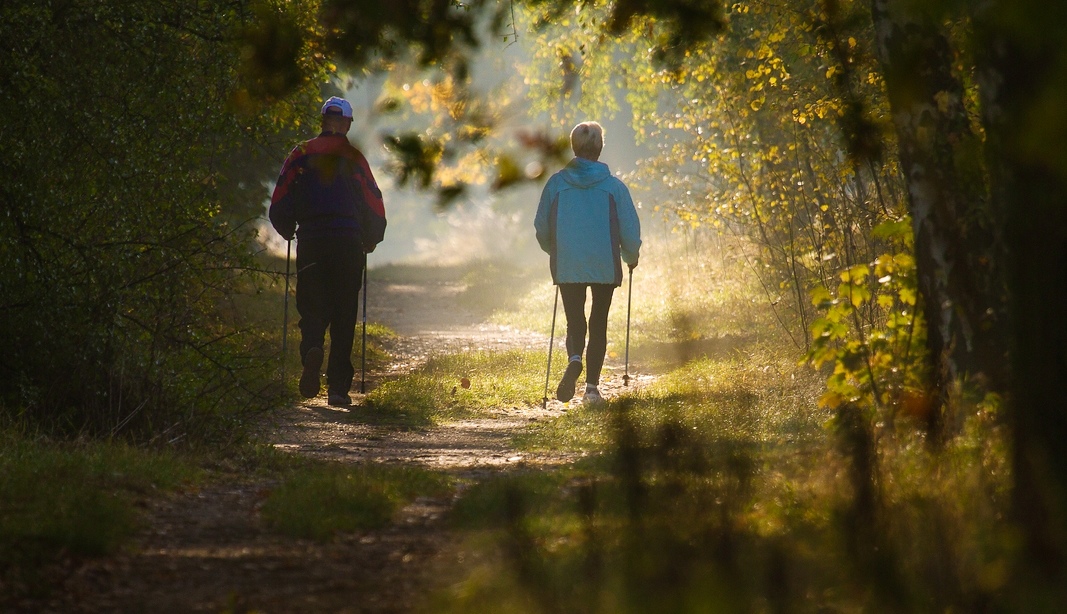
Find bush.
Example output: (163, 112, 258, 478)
(0, 1, 323, 441)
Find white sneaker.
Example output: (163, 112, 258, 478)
(582, 385, 604, 404)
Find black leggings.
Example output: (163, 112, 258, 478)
(559, 283, 615, 386)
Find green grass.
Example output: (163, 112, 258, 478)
(260, 461, 452, 540)
(516, 340, 824, 453)
(0, 431, 198, 595)
(365, 349, 551, 426)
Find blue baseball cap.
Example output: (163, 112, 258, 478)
(321, 96, 353, 119)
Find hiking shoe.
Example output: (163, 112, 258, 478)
(300, 347, 324, 398)
(582, 385, 605, 405)
(556, 359, 583, 402)
(328, 392, 351, 407)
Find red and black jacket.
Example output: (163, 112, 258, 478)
(269, 132, 386, 252)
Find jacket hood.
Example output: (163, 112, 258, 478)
(560, 157, 612, 188)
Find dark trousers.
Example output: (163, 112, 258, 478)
(559, 283, 615, 386)
(295, 237, 365, 396)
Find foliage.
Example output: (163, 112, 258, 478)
(0, 0, 329, 440)
(806, 218, 928, 421)
(346, 50, 570, 209)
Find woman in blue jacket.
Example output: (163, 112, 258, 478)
(535, 122, 642, 403)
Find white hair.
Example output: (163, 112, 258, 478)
(570, 121, 604, 161)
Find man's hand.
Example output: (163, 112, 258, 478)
(628, 259, 638, 271)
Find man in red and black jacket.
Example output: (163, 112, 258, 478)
(269, 96, 387, 406)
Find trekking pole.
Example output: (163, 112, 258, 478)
(623, 266, 633, 386)
(281, 239, 292, 381)
(360, 257, 368, 394)
(542, 285, 560, 409)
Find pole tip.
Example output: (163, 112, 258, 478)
(542, 397, 548, 409)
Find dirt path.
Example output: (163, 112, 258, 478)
(271, 273, 581, 471)
(24, 271, 642, 613)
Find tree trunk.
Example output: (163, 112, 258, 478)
(976, 0, 1067, 590)
(868, 0, 1008, 442)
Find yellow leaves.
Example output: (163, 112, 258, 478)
(818, 390, 847, 409)
(873, 254, 895, 278)
(893, 253, 915, 269)
(825, 65, 838, 79)
(793, 99, 840, 125)
(871, 218, 912, 241)
(746, 63, 771, 80)
(898, 285, 917, 306)
(810, 285, 832, 307)
(839, 264, 870, 284)
(750, 96, 765, 111)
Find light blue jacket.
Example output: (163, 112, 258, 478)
(535, 157, 642, 286)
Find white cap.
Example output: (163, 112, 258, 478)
(321, 96, 353, 119)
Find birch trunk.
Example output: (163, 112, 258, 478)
(868, 0, 1007, 442)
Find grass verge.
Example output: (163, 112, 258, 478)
(365, 349, 551, 427)
(0, 431, 198, 597)
(260, 461, 453, 541)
